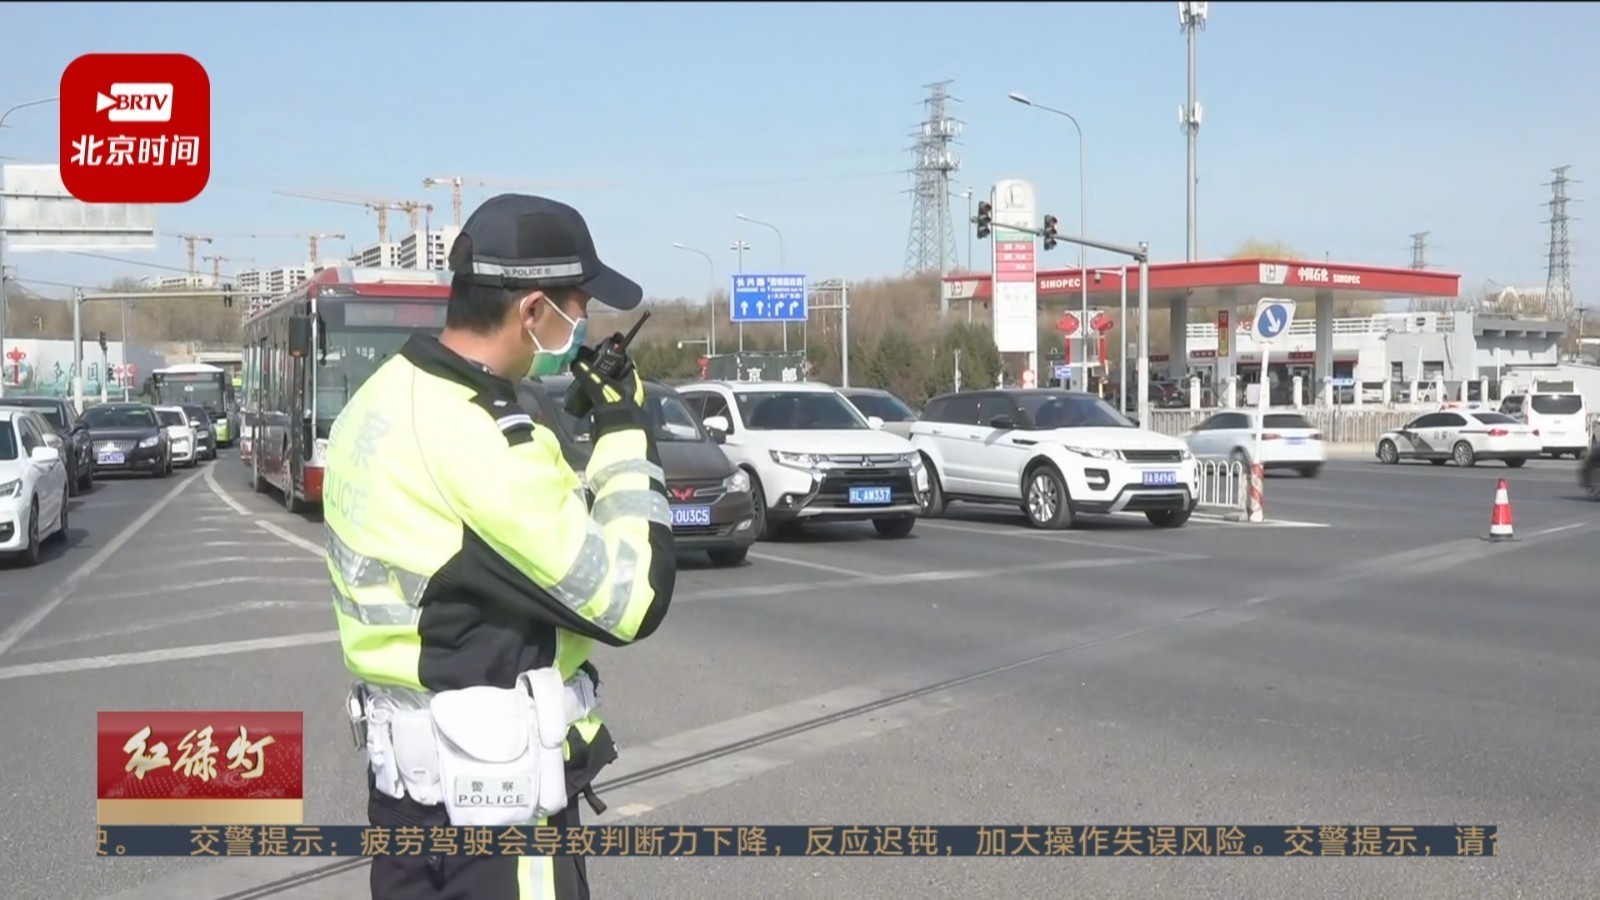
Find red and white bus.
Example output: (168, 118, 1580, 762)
(240, 266, 451, 511)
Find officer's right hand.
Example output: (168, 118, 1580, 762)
(571, 348, 646, 435)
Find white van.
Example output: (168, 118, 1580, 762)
(1499, 391, 1589, 458)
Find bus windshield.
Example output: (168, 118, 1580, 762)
(316, 328, 413, 420)
(153, 372, 226, 411)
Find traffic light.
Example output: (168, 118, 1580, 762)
(222, 283, 234, 308)
(1042, 214, 1059, 251)
(975, 201, 993, 240)
(97, 330, 107, 353)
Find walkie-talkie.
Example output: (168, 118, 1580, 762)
(564, 311, 651, 417)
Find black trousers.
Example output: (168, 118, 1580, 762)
(368, 782, 589, 900)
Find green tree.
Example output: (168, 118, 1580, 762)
(1228, 239, 1301, 259)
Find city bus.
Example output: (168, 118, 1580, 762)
(149, 362, 239, 445)
(240, 266, 452, 512)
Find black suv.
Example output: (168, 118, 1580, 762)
(2, 396, 95, 494)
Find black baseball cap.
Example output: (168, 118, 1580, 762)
(448, 193, 643, 311)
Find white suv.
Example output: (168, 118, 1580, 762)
(910, 388, 1199, 529)
(676, 381, 928, 540)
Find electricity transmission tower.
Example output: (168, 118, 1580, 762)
(1543, 165, 1578, 325)
(903, 80, 962, 281)
(1406, 231, 1434, 311)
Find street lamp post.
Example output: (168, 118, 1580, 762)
(736, 214, 790, 353)
(1091, 267, 1130, 413)
(0, 96, 61, 399)
(730, 240, 750, 351)
(1008, 91, 1088, 391)
(671, 242, 717, 356)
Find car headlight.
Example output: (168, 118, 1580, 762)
(0, 478, 20, 499)
(1061, 445, 1120, 461)
(900, 451, 921, 468)
(771, 450, 824, 469)
(137, 436, 161, 448)
(724, 469, 751, 494)
(1178, 446, 1195, 460)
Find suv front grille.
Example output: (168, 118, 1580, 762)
(1122, 449, 1185, 463)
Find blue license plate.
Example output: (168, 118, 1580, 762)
(848, 486, 893, 505)
(97, 451, 125, 465)
(1286, 437, 1306, 446)
(670, 505, 712, 528)
(1141, 470, 1178, 486)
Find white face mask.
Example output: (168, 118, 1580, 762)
(527, 298, 588, 378)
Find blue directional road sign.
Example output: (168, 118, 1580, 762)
(731, 274, 808, 323)
(1252, 298, 1297, 345)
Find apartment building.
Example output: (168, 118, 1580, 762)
(396, 226, 461, 271)
(153, 274, 215, 290)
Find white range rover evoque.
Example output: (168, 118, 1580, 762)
(676, 380, 929, 541)
(909, 388, 1200, 529)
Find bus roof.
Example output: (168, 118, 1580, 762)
(244, 266, 452, 325)
(153, 362, 227, 374)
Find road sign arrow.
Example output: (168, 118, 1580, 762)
(788, 300, 799, 314)
(756, 301, 766, 315)
(740, 301, 749, 315)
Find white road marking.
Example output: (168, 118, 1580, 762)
(746, 550, 872, 578)
(16, 599, 329, 652)
(202, 463, 250, 514)
(1529, 521, 1588, 536)
(256, 519, 324, 556)
(103, 555, 319, 580)
(0, 469, 205, 658)
(1186, 513, 1330, 529)
(71, 575, 327, 605)
(0, 555, 1182, 682)
(918, 519, 1193, 555)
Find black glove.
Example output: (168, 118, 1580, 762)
(569, 343, 646, 436)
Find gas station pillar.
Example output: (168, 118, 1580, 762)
(1168, 293, 1189, 381)
(1314, 289, 1335, 406)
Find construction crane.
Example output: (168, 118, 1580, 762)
(230, 231, 348, 264)
(202, 254, 255, 285)
(164, 232, 213, 275)
(273, 190, 434, 243)
(422, 176, 619, 226)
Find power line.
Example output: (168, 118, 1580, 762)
(902, 80, 962, 280)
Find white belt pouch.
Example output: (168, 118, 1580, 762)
(428, 668, 574, 826)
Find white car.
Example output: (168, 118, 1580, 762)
(1183, 409, 1325, 477)
(0, 407, 71, 566)
(838, 387, 920, 440)
(910, 388, 1200, 529)
(1375, 408, 1540, 467)
(154, 405, 198, 467)
(1499, 391, 1589, 458)
(676, 380, 927, 540)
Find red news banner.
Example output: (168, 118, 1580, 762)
(96, 712, 303, 825)
(59, 53, 211, 204)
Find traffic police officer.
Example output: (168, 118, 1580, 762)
(324, 194, 677, 900)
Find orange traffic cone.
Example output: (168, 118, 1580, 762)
(1487, 479, 1515, 542)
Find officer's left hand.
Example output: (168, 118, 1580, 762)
(571, 349, 646, 433)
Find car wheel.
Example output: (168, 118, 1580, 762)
(1452, 441, 1476, 468)
(1377, 440, 1399, 465)
(1583, 461, 1600, 500)
(747, 471, 781, 541)
(918, 456, 947, 518)
(79, 461, 94, 492)
(68, 462, 81, 497)
(705, 546, 749, 567)
(1022, 463, 1073, 530)
(18, 498, 42, 567)
(872, 516, 916, 539)
(1504, 457, 1526, 468)
(51, 487, 69, 542)
(1298, 464, 1321, 478)
(1229, 447, 1251, 469)
(1146, 506, 1192, 528)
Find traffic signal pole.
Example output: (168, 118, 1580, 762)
(69, 287, 234, 412)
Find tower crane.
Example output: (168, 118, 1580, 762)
(227, 231, 348, 264)
(164, 232, 214, 275)
(272, 190, 433, 244)
(422, 176, 618, 226)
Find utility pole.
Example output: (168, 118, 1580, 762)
(903, 80, 963, 287)
(1543, 165, 1578, 327)
(1179, 2, 1208, 262)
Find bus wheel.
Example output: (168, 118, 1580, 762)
(283, 481, 308, 515)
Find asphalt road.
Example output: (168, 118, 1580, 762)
(2, 452, 1596, 899)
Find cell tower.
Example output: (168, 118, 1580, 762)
(1178, 2, 1208, 262)
(903, 80, 962, 281)
(1543, 165, 1578, 323)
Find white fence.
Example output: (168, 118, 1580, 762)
(1195, 459, 1248, 519)
(1149, 408, 1600, 447)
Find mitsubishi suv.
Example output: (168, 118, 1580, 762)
(910, 388, 1199, 529)
(676, 381, 927, 540)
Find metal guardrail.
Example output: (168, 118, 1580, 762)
(1195, 459, 1248, 519)
(1149, 408, 1600, 448)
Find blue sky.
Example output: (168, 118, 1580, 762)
(2, 1, 1597, 303)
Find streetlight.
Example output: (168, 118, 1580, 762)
(0, 96, 60, 399)
(736, 214, 792, 353)
(1092, 267, 1130, 413)
(671, 242, 717, 356)
(730, 240, 751, 352)
(1009, 91, 1089, 391)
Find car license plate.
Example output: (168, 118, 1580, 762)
(670, 505, 712, 528)
(1141, 470, 1178, 486)
(1286, 437, 1306, 446)
(848, 485, 893, 505)
(97, 451, 125, 465)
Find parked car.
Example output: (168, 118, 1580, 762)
(81, 402, 172, 477)
(1499, 390, 1589, 458)
(1, 395, 95, 494)
(181, 404, 219, 461)
(0, 408, 71, 565)
(1375, 408, 1540, 468)
(837, 387, 921, 439)
(154, 405, 199, 467)
(676, 380, 926, 540)
(1183, 410, 1326, 477)
(910, 389, 1199, 530)
(516, 376, 759, 567)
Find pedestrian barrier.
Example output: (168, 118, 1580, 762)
(1195, 459, 1249, 520)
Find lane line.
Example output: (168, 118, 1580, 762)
(203, 463, 251, 515)
(0, 555, 1183, 682)
(71, 575, 328, 605)
(102, 555, 320, 580)
(746, 550, 872, 578)
(16, 599, 330, 652)
(918, 520, 1196, 555)
(256, 519, 323, 557)
(0, 469, 205, 658)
